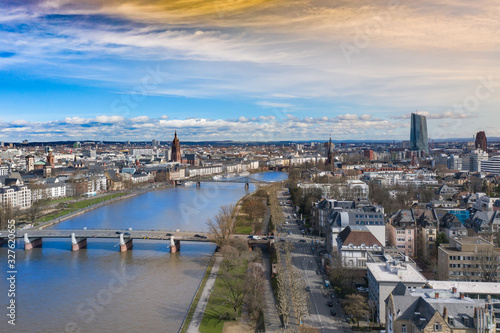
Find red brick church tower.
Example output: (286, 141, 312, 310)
(172, 131, 181, 162)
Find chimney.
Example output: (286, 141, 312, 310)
(443, 307, 448, 318)
(452, 287, 457, 293)
(460, 292, 465, 299)
(435, 292, 439, 299)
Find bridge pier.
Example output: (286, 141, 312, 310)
(71, 233, 88, 251)
(196, 181, 201, 187)
(119, 234, 133, 252)
(24, 233, 43, 250)
(170, 236, 181, 253)
(245, 182, 249, 189)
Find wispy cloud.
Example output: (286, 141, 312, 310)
(0, 114, 406, 142)
(0, 0, 498, 140)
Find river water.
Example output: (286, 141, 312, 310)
(0, 171, 287, 333)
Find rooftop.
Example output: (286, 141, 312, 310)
(367, 262, 427, 284)
(427, 280, 500, 295)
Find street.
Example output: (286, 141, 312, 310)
(277, 190, 352, 333)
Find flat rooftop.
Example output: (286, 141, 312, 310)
(367, 262, 427, 284)
(427, 280, 500, 295)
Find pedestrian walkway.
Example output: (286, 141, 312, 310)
(262, 248, 283, 332)
(186, 255, 223, 333)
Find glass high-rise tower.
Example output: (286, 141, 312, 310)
(410, 113, 428, 153)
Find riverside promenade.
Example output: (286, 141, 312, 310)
(186, 255, 223, 333)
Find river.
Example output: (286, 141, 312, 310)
(0, 171, 287, 333)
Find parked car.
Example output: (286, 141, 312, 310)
(299, 239, 306, 243)
(327, 300, 333, 307)
(253, 235, 261, 240)
(330, 309, 337, 316)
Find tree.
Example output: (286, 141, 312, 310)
(476, 249, 500, 282)
(242, 198, 266, 225)
(28, 199, 48, 224)
(206, 204, 236, 247)
(328, 253, 356, 296)
(215, 271, 247, 320)
(436, 232, 448, 247)
(245, 263, 265, 320)
(343, 294, 369, 327)
(0, 205, 18, 230)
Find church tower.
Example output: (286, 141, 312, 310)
(47, 148, 55, 167)
(326, 136, 335, 172)
(171, 131, 181, 162)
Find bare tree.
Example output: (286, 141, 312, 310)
(275, 248, 291, 328)
(477, 249, 500, 282)
(290, 267, 309, 325)
(242, 198, 266, 223)
(245, 263, 265, 320)
(0, 205, 18, 230)
(215, 270, 247, 320)
(343, 294, 369, 327)
(206, 204, 236, 247)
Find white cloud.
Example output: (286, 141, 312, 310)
(94, 115, 125, 123)
(130, 116, 150, 122)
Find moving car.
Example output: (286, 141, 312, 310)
(330, 309, 337, 316)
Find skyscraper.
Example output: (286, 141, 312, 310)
(410, 113, 428, 153)
(475, 131, 487, 152)
(171, 131, 181, 162)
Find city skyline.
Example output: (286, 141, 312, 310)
(1, 1, 499, 142)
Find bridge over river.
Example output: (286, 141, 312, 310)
(0, 229, 272, 253)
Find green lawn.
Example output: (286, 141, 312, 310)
(47, 197, 76, 205)
(180, 258, 216, 333)
(199, 260, 248, 333)
(37, 193, 129, 223)
(234, 216, 252, 234)
(67, 193, 128, 209)
(38, 209, 78, 222)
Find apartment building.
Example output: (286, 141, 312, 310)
(386, 283, 496, 333)
(387, 209, 416, 257)
(0, 184, 32, 210)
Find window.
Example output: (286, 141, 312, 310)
(434, 322, 441, 331)
(401, 325, 407, 333)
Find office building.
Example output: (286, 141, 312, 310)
(481, 156, 500, 176)
(470, 150, 489, 172)
(475, 131, 488, 152)
(367, 258, 427, 324)
(410, 113, 429, 153)
(437, 236, 500, 282)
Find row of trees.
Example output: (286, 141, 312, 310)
(274, 240, 310, 327)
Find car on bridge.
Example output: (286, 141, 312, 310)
(194, 234, 207, 239)
(165, 233, 173, 236)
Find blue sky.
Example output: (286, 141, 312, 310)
(0, 0, 499, 142)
